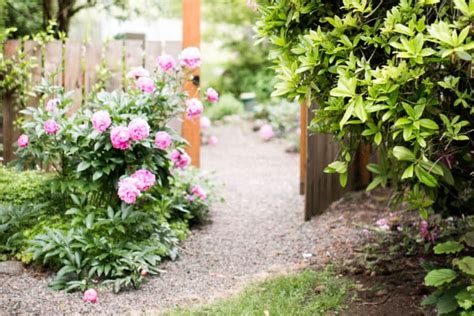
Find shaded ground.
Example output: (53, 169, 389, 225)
(0, 121, 424, 315)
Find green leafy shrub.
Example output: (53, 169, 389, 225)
(206, 93, 245, 121)
(256, 0, 473, 313)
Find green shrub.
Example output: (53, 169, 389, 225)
(206, 93, 245, 121)
(0, 167, 55, 205)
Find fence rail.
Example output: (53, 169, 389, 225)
(1, 39, 182, 163)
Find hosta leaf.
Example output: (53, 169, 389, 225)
(434, 241, 464, 254)
(425, 269, 457, 286)
(454, 257, 474, 276)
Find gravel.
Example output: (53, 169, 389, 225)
(0, 120, 375, 315)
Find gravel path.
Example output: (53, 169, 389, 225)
(0, 121, 369, 315)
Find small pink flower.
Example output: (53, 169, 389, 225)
(128, 118, 150, 141)
(141, 270, 148, 277)
(206, 88, 219, 103)
(110, 126, 131, 150)
(191, 185, 206, 200)
(83, 289, 98, 304)
(127, 67, 149, 79)
(171, 149, 191, 169)
(376, 218, 390, 231)
(259, 124, 273, 141)
(44, 119, 60, 135)
(185, 98, 203, 119)
(420, 220, 436, 242)
(46, 98, 60, 113)
(179, 47, 201, 69)
(131, 169, 156, 191)
(186, 195, 195, 202)
(18, 134, 29, 148)
(200, 116, 211, 129)
(154, 131, 172, 150)
(137, 77, 155, 94)
(91, 110, 112, 133)
(208, 135, 218, 146)
(157, 54, 176, 72)
(118, 177, 141, 204)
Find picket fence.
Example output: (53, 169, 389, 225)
(1, 39, 182, 163)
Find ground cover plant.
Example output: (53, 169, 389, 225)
(165, 267, 354, 316)
(256, 0, 473, 314)
(1, 48, 217, 294)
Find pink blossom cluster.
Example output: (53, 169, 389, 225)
(185, 98, 203, 119)
(92, 110, 112, 133)
(127, 67, 150, 79)
(259, 124, 274, 141)
(137, 77, 155, 94)
(191, 185, 206, 200)
(157, 54, 176, 72)
(46, 98, 60, 113)
(208, 135, 218, 146)
(18, 134, 29, 148)
(419, 220, 436, 242)
(171, 150, 191, 169)
(155, 131, 172, 150)
(110, 126, 131, 150)
(83, 289, 98, 304)
(179, 47, 201, 69)
(44, 120, 60, 135)
(128, 118, 150, 141)
(200, 116, 211, 129)
(118, 169, 156, 204)
(206, 88, 219, 103)
(376, 218, 390, 231)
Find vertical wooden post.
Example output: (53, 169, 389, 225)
(299, 102, 307, 195)
(182, 0, 201, 167)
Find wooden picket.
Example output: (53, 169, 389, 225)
(1, 39, 182, 163)
(302, 102, 372, 220)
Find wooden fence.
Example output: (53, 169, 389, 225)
(300, 102, 372, 220)
(1, 39, 182, 163)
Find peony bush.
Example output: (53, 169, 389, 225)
(11, 48, 218, 292)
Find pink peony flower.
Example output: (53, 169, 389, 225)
(44, 119, 60, 135)
(185, 98, 203, 119)
(171, 149, 191, 169)
(191, 185, 206, 200)
(376, 218, 390, 231)
(110, 126, 131, 150)
(83, 289, 98, 304)
(206, 88, 219, 103)
(128, 118, 150, 141)
(208, 135, 218, 146)
(157, 54, 176, 72)
(259, 124, 274, 141)
(137, 77, 155, 94)
(46, 98, 60, 113)
(179, 47, 201, 69)
(118, 177, 141, 204)
(91, 110, 112, 133)
(127, 67, 149, 79)
(17, 134, 29, 148)
(154, 131, 172, 150)
(131, 169, 156, 191)
(200, 116, 211, 129)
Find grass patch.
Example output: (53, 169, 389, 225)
(164, 267, 354, 316)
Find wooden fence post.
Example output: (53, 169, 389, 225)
(182, 0, 201, 168)
(299, 101, 307, 195)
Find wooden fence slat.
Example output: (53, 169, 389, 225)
(2, 41, 21, 163)
(144, 41, 162, 71)
(125, 39, 144, 70)
(44, 41, 63, 86)
(83, 43, 101, 98)
(24, 41, 42, 107)
(106, 40, 124, 91)
(164, 41, 182, 60)
(64, 41, 82, 113)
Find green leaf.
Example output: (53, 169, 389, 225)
(454, 257, 474, 276)
(393, 146, 416, 161)
(401, 164, 414, 179)
(415, 165, 438, 188)
(461, 232, 474, 247)
(77, 161, 91, 172)
(330, 76, 357, 98)
(85, 213, 94, 229)
(456, 289, 474, 310)
(353, 95, 368, 122)
(419, 118, 439, 130)
(434, 241, 464, 254)
(425, 269, 457, 286)
(92, 171, 103, 181)
(437, 291, 459, 314)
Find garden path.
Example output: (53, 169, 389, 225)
(0, 120, 363, 315)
